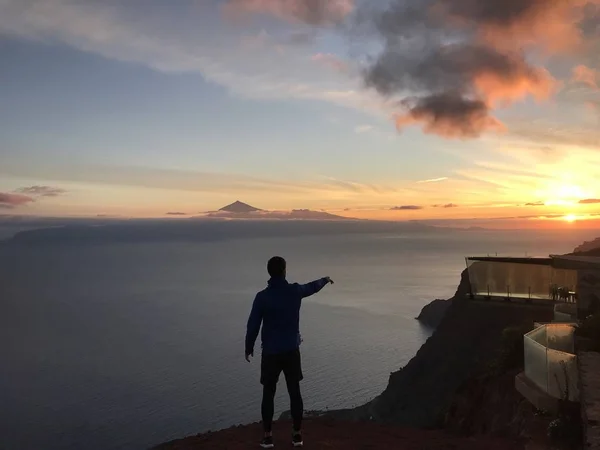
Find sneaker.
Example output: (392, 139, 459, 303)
(260, 435, 274, 449)
(292, 432, 303, 448)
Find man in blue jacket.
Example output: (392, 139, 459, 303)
(245, 256, 333, 448)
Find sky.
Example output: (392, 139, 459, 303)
(1, 0, 600, 226)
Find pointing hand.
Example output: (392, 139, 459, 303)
(325, 277, 334, 285)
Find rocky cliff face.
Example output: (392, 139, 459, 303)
(415, 299, 453, 328)
(333, 269, 554, 429)
(444, 369, 534, 437)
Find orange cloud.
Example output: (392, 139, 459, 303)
(0, 192, 34, 209)
(572, 64, 599, 89)
(224, 0, 354, 25)
(440, 0, 600, 53)
(473, 63, 557, 106)
(364, 0, 597, 139)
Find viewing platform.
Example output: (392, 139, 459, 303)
(465, 255, 600, 321)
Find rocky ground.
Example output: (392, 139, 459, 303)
(153, 419, 526, 450)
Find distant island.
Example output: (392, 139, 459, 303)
(207, 201, 352, 221)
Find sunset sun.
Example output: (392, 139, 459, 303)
(564, 214, 577, 223)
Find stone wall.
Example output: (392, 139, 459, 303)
(578, 352, 600, 449)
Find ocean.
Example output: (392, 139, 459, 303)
(0, 225, 597, 450)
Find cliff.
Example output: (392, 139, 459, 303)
(331, 269, 554, 429)
(156, 252, 582, 448)
(415, 298, 453, 328)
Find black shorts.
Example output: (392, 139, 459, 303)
(260, 349, 303, 386)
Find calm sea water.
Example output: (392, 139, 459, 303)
(0, 227, 597, 450)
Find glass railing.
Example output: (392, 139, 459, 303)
(523, 324, 579, 401)
(466, 259, 577, 301)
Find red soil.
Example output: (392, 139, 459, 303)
(153, 419, 525, 450)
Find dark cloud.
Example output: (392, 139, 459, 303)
(580, 3, 600, 38)
(358, 0, 592, 138)
(224, 0, 354, 25)
(525, 201, 545, 206)
(394, 93, 503, 138)
(579, 198, 600, 204)
(433, 203, 459, 208)
(0, 192, 35, 209)
(390, 205, 424, 210)
(15, 185, 66, 197)
(166, 212, 188, 216)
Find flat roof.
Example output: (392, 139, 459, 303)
(467, 256, 552, 265)
(467, 255, 600, 270)
(551, 255, 600, 270)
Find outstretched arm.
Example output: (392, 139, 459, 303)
(298, 277, 334, 299)
(245, 295, 262, 361)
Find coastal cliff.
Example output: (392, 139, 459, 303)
(156, 252, 582, 448)
(332, 269, 554, 430)
(415, 298, 453, 328)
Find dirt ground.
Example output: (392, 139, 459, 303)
(153, 419, 526, 450)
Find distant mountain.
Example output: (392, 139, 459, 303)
(219, 201, 261, 213)
(210, 202, 352, 221)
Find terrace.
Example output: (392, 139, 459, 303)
(467, 254, 600, 439)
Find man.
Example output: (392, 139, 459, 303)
(245, 256, 333, 448)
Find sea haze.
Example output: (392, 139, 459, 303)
(0, 221, 597, 450)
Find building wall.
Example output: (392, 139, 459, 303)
(577, 269, 600, 318)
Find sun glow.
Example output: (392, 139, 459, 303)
(564, 214, 577, 223)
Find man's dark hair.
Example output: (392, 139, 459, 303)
(267, 256, 286, 278)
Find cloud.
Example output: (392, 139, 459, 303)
(394, 93, 505, 138)
(572, 64, 599, 89)
(437, 0, 598, 52)
(360, 0, 581, 138)
(442, 203, 458, 208)
(166, 212, 188, 216)
(579, 198, 600, 204)
(0, 0, 392, 122)
(418, 177, 448, 183)
(0, 192, 35, 209)
(311, 53, 349, 72)
(15, 185, 66, 197)
(525, 201, 545, 206)
(224, 0, 354, 25)
(390, 205, 424, 210)
(354, 124, 373, 133)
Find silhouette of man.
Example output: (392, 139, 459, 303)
(245, 256, 333, 448)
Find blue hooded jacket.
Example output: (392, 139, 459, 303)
(245, 277, 329, 355)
